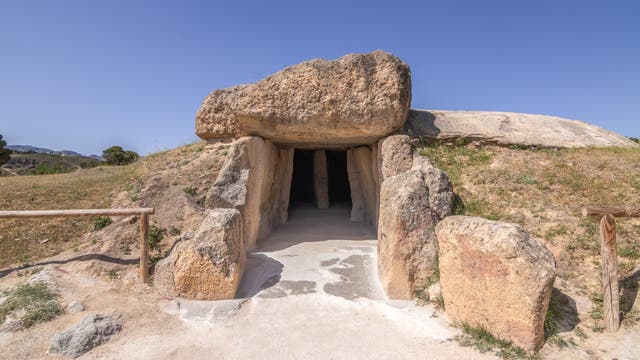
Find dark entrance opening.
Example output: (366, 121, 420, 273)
(289, 150, 315, 206)
(326, 150, 351, 207)
(288, 149, 351, 209)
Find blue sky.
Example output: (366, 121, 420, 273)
(1, 1, 638, 155)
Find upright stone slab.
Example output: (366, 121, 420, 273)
(377, 170, 438, 298)
(154, 209, 245, 300)
(205, 137, 293, 249)
(378, 134, 413, 182)
(313, 150, 329, 209)
(347, 146, 378, 225)
(436, 216, 557, 352)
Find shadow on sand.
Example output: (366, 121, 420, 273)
(0, 254, 138, 279)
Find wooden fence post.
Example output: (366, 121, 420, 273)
(140, 212, 150, 283)
(599, 214, 620, 332)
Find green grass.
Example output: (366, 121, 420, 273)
(0, 281, 63, 328)
(458, 324, 538, 360)
(148, 225, 165, 251)
(182, 186, 196, 197)
(92, 216, 113, 231)
(544, 294, 559, 339)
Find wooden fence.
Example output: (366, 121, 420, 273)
(583, 205, 640, 332)
(0, 208, 155, 282)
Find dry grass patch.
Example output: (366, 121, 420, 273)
(0, 140, 226, 269)
(418, 144, 640, 288)
(0, 165, 135, 268)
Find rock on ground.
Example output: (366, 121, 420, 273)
(154, 209, 245, 300)
(50, 314, 122, 358)
(436, 216, 557, 352)
(406, 109, 639, 148)
(66, 301, 85, 313)
(196, 50, 411, 147)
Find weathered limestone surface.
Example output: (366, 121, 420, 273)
(376, 143, 454, 299)
(436, 216, 557, 352)
(313, 150, 329, 209)
(347, 146, 378, 226)
(196, 51, 411, 147)
(411, 153, 454, 222)
(205, 137, 293, 249)
(50, 314, 121, 358)
(154, 209, 245, 300)
(377, 170, 438, 299)
(377, 134, 413, 182)
(406, 110, 639, 148)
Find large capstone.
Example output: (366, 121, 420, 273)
(196, 50, 411, 148)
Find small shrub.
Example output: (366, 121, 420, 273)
(92, 216, 112, 231)
(0, 281, 63, 328)
(183, 187, 196, 197)
(169, 226, 181, 236)
(149, 225, 165, 251)
(119, 243, 131, 255)
(107, 269, 119, 280)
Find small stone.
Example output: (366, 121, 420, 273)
(50, 314, 122, 358)
(67, 301, 85, 313)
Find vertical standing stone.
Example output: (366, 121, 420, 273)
(347, 149, 366, 222)
(313, 150, 330, 209)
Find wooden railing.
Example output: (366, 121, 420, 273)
(583, 205, 640, 332)
(0, 208, 155, 282)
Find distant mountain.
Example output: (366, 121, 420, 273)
(7, 145, 94, 158)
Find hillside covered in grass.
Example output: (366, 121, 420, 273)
(418, 144, 640, 341)
(0, 141, 227, 269)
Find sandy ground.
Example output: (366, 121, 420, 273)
(0, 205, 496, 360)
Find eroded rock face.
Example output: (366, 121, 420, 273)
(436, 216, 557, 352)
(376, 146, 454, 299)
(206, 137, 293, 249)
(377, 134, 413, 181)
(154, 209, 245, 300)
(411, 154, 454, 222)
(50, 314, 122, 358)
(196, 50, 411, 147)
(377, 170, 438, 299)
(406, 110, 639, 148)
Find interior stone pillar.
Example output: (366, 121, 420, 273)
(313, 150, 330, 209)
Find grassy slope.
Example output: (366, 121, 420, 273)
(419, 144, 640, 331)
(0, 165, 135, 267)
(0, 141, 220, 269)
